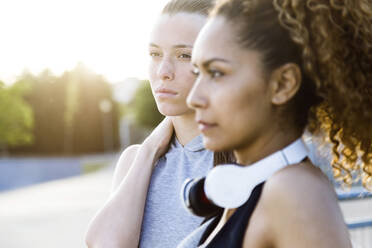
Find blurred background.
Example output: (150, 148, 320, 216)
(0, 0, 168, 247)
(0, 0, 370, 247)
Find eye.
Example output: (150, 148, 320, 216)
(178, 53, 192, 59)
(149, 51, 161, 57)
(208, 69, 224, 78)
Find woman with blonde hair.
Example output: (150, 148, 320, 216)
(85, 0, 233, 247)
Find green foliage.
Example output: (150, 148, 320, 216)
(0, 81, 34, 146)
(131, 80, 164, 128)
(8, 65, 120, 155)
(16, 70, 67, 153)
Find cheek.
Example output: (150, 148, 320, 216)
(215, 83, 269, 126)
(176, 63, 196, 95)
(148, 61, 158, 88)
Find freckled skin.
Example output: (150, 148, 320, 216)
(148, 13, 206, 116)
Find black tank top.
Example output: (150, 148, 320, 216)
(198, 182, 265, 248)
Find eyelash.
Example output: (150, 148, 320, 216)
(178, 53, 191, 59)
(208, 69, 224, 78)
(149, 52, 191, 60)
(149, 52, 161, 57)
(191, 68, 224, 79)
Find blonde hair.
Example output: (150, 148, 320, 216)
(162, 0, 215, 16)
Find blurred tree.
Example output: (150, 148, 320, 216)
(17, 70, 67, 154)
(0, 80, 33, 150)
(62, 70, 79, 154)
(69, 64, 120, 154)
(131, 80, 163, 128)
(10, 65, 120, 155)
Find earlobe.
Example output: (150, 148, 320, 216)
(272, 93, 285, 105)
(270, 63, 301, 105)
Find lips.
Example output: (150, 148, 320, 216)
(155, 87, 178, 95)
(197, 120, 218, 132)
(154, 87, 178, 99)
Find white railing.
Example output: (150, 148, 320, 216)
(338, 191, 372, 248)
(349, 220, 372, 248)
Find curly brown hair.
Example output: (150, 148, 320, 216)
(212, 0, 372, 189)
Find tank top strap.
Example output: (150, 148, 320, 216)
(198, 182, 265, 247)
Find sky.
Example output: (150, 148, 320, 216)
(0, 0, 169, 84)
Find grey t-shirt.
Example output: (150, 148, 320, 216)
(176, 218, 215, 248)
(139, 135, 213, 248)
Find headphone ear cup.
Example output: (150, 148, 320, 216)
(188, 177, 223, 217)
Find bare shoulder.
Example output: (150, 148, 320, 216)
(111, 144, 141, 192)
(264, 161, 334, 202)
(257, 161, 351, 247)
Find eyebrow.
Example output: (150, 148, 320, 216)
(149, 43, 193, 49)
(193, 58, 231, 68)
(173, 44, 193, 49)
(149, 43, 159, 48)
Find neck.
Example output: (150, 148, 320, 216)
(171, 112, 200, 146)
(234, 126, 302, 166)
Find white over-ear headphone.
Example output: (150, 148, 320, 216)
(181, 138, 308, 216)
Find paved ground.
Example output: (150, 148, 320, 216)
(0, 164, 114, 248)
(0, 154, 117, 191)
(0, 161, 371, 248)
(0, 158, 81, 191)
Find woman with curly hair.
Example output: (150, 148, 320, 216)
(178, 0, 372, 247)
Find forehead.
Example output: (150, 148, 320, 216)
(193, 17, 244, 63)
(149, 13, 207, 47)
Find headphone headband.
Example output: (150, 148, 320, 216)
(204, 138, 308, 208)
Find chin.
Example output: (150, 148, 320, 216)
(202, 135, 232, 152)
(157, 103, 192, 117)
(158, 109, 179, 116)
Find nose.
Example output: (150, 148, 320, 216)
(187, 78, 208, 110)
(157, 58, 175, 81)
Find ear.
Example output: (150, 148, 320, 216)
(269, 63, 302, 105)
